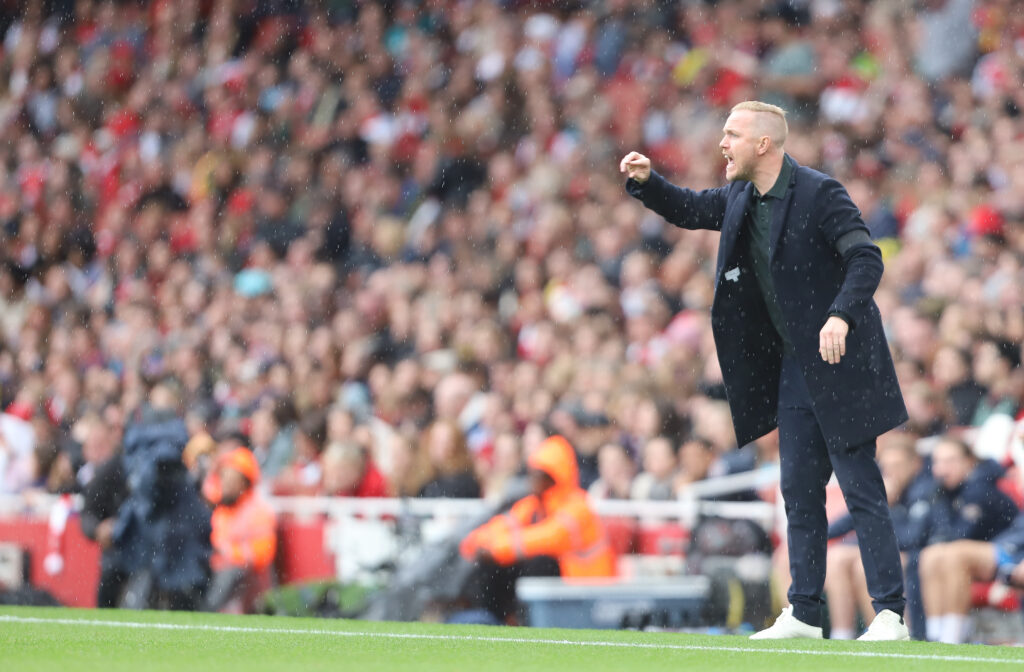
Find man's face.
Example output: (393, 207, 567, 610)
(878, 447, 919, 500)
(931, 441, 973, 491)
(720, 110, 762, 183)
(643, 438, 677, 480)
(322, 455, 363, 496)
(219, 466, 249, 506)
(529, 469, 555, 496)
(679, 440, 715, 480)
(82, 422, 110, 465)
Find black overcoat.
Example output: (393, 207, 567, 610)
(627, 157, 908, 451)
(114, 409, 212, 594)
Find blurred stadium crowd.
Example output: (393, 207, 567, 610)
(0, 0, 1022, 640)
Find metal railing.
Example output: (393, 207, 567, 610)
(0, 463, 782, 527)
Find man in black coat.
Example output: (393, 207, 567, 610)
(621, 101, 909, 640)
(115, 385, 212, 610)
(80, 449, 128, 608)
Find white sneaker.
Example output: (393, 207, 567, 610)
(857, 609, 910, 641)
(750, 606, 823, 640)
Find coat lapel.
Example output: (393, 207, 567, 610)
(769, 157, 799, 261)
(718, 182, 753, 274)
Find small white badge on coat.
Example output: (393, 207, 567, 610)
(725, 267, 741, 282)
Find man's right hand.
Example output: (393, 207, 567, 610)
(619, 151, 651, 184)
(96, 518, 115, 550)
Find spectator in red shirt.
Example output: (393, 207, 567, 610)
(271, 410, 326, 496)
(319, 441, 389, 498)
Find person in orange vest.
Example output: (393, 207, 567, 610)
(203, 447, 277, 612)
(459, 435, 616, 622)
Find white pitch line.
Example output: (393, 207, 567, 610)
(1, 614, 1021, 665)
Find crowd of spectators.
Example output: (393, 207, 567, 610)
(0, 0, 1021, 633)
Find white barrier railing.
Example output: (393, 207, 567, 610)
(0, 493, 82, 517)
(0, 465, 781, 583)
(0, 463, 782, 527)
(265, 466, 780, 581)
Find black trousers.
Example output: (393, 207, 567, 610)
(778, 352, 905, 627)
(96, 555, 129, 609)
(466, 555, 560, 622)
(203, 567, 249, 612)
(119, 570, 200, 611)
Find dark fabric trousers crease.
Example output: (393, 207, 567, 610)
(778, 352, 905, 627)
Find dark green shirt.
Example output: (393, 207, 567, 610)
(746, 155, 794, 351)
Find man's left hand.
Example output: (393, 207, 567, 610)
(819, 316, 848, 365)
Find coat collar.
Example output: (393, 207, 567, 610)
(719, 154, 799, 269)
(762, 153, 795, 200)
(769, 154, 799, 260)
(719, 182, 753, 270)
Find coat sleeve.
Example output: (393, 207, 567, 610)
(486, 512, 574, 563)
(486, 498, 596, 563)
(950, 473, 1018, 541)
(80, 459, 124, 540)
(626, 171, 729, 232)
(459, 497, 539, 561)
(992, 514, 1024, 558)
(898, 501, 931, 551)
(816, 178, 884, 329)
(80, 507, 102, 540)
(459, 518, 493, 560)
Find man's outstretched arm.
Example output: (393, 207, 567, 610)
(620, 151, 729, 232)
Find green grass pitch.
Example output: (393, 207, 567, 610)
(3, 606, 1024, 672)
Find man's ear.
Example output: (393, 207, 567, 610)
(757, 136, 771, 156)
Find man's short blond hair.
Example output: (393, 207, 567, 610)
(730, 101, 788, 148)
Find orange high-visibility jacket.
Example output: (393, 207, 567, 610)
(211, 489, 278, 572)
(460, 435, 616, 578)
